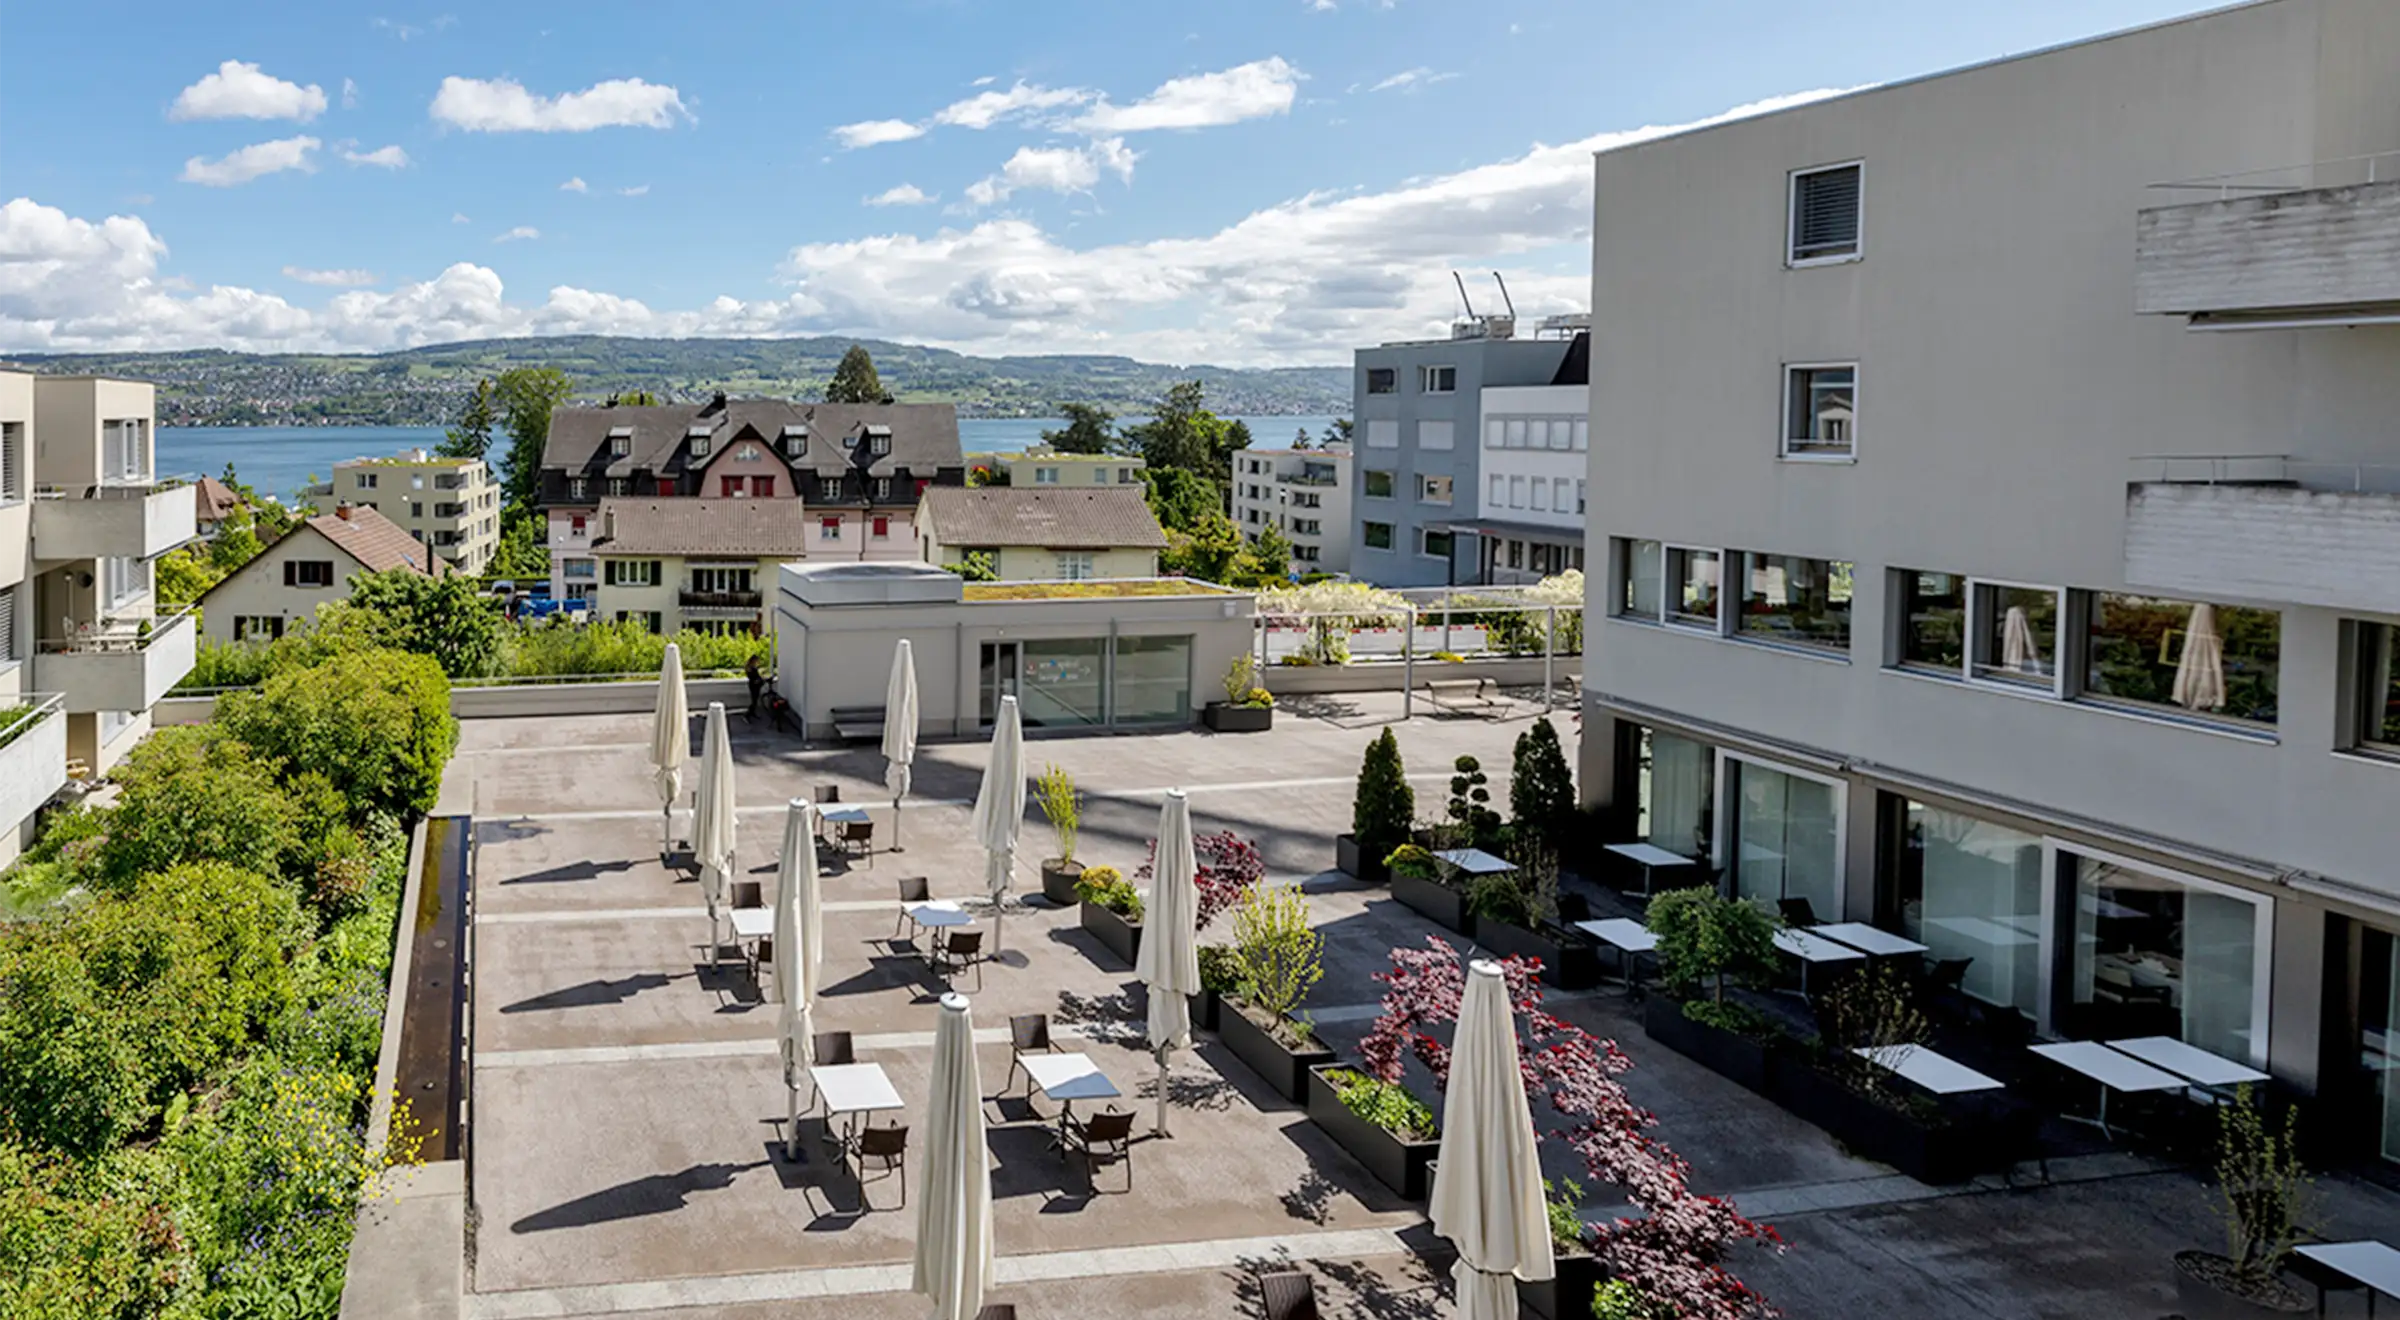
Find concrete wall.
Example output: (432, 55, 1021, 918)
(2124, 482, 2400, 615)
(2136, 178, 2400, 315)
(155, 676, 751, 724)
(32, 377, 153, 489)
(0, 373, 30, 602)
(198, 524, 370, 644)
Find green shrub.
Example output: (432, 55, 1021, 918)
(1326, 1067, 1436, 1141)
(0, 1143, 187, 1319)
(1231, 883, 1321, 1033)
(1445, 755, 1503, 849)
(1034, 766, 1080, 866)
(1508, 720, 1576, 857)
(1649, 887, 1780, 1005)
(1073, 866, 1141, 919)
(1196, 943, 1242, 996)
(1383, 843, 1439, 881)
(347, 569, 503, 679)
(1351, 729, 1414, 866)
(1681, 998, 1785, 1041)
(96, 728, 300, 896)
(219, 649, 456, 821)
(0, 939, 149, 1157)
(1545, 1178, 1589, 1254)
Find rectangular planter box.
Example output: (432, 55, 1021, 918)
(1078, 900, 1142, 967)
(1202, 702, 1274, 733)
(1474, 919, 1604, 991)
(1391, 871, 1474, 935)
(1040, 859, 1085, 906)
(1519, 1251, 1611, 1320)
(1306, 1063, 1440, 1201)
(1643, 995, 1776, 1095)
(1219, 999, 1333, 1104)
(1191, 988, 1221, 1033)
(1335, 833, 1389, 885)
(1776, 1065, 1989, 1185)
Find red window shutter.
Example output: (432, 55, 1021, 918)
(872, 516, 889, 537)
(721, 476, 741, 497)
(754, 477, 774, 498)
(658, 478, 675, 496)
(821, 517, 840, 534)
(570, 515, 586, 534)
(914, 478, 930, 495)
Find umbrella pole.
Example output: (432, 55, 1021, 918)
(785, 1077, 802, 1163)
(1155, 1044, 1172, 1138)
(891, 798, 903, 852)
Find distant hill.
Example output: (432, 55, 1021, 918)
(0, 335, 1352, 427)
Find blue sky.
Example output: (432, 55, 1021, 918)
(2, 0, 2212, 364)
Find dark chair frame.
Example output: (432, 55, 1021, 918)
(935, 928, 988, 990)
(854, 1122, 908, 1210)
(1064, 1107, 1135, 1194)
(841, 819, 876, 867)
(893, 875, 932, 942)
(1258, 1268, 1320, 1320)
(1005, 1013, 1054, 1095)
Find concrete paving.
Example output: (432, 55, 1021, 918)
(444, 692, 2400, 1320)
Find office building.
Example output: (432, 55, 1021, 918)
(1231, 446, 1352, 575)
(1463, 330, 1589, 584)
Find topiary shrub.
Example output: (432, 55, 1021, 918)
(1446, 755, 1503, 850)
(1351, 729, 1414, 865)
(1508, 720, 1576, 857)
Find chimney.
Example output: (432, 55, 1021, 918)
(603, 506, 617, 541)
(335, 502, 355, 521)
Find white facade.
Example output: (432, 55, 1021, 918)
(1473, 385, 1589, 584)
(195, 516, 400, 645)
(1003, 451, 1146, 490)
(1581, 0, 2400, 1165)
(312, 450, 501, 573)
(1230, 447, 1353, 575)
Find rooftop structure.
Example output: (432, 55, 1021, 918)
(916, 485, 1169, 581)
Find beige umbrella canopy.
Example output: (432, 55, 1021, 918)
(1431, 960, 1553, 1320)
(2173, 602, 2228, 712)
(970, 694, 1026, 952)
(912, 992, 995, 1320)
(692, 702, 738, 961)
(650, 642, 688, 857)
(883, 639, 920, 850)
(1133, 789, 1200, 1136)
(775, 800, 823, 1161)
(2002, 606, 2041, 675)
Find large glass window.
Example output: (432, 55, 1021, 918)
(1667, 548, 1721, 630)
(1782, 365, 1855, 458)
(2363, 928, 2399, 1167)
(2084, 595, 2279, 726)
(1112, 635, 1191, 724)
(1363, 521, 1395, 551)
(2352, 622, 2400, 751)
(1635, 728, 1714, 862)
(1737, 554, 1852, 653)
(1971, 583, 2059, 688)
(2069, 853, 2265, 1066)
(1890, 799, 2042, 1020)
(1896, 570, 1966, 670)
(1363, 470, 1395, 499)
(1618, 539, 1663, 619)
(1019, 638, 1107, 728)
(1728, 758, 1840, 923)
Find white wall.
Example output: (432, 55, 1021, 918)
(199, 524, 368, 643)
(1477, 385, 1588, 530)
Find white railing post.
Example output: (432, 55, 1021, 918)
(1544, 605, 1556, 709)
(1403, 604, 1416, 721)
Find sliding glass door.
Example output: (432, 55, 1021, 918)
(1891, 799, 2043, 1020)
(1724, 756, 1841, 923)
(2066, 849, 2269, 1067)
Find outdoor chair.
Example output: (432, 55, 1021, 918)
(816, 783, 841, 804)
(730, 880, 764, 910)
(935, 929, 988, 990)
(1258, 1269, 1320, 1320)
(974, 1308, 1018, 1320)
(1064, 1107, 1136, 1194)
(841, 820, 875, 866)
(893, 876, 932, 941)
(1005, 1013, 1055, 1094)
(854, 1122, 908, 1209)
(812, 1031, 855, 1067)
(1987, 1100, 2053, 1189)
(1557, 892, 1594, 925)
(1778, 898, 1821, 928)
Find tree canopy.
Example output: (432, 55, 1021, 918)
(495, 367, 574, 517)
(1040, 403, 1115, 455)
(1118, 380, 1249, 485)
(436, 377, 497, 460)
(825, 345, 888, 404)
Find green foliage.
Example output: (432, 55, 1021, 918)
(486, 512, 552, 582)
(1160, 512, 1244, 584)
(495, 618, 772, 678)
(1230, 883, 1322, 1026)
(437, 376, 497, 460)
(1545, 1178, 1589, 1253)
(1141, 465, 1221, 535)
(1592, 1280, 1653, 1320)
(219, 649, 457, 821)
(1508, 720, 1576, 855)
(944, 551, 999, 583)
(154, 546, 220, 607)
(1073, 867, 1141, 920)
(1196, 943, 1243, 996)
(0, 1144, 187, 1318)
(346, 569, 502, 678)
(1120, 380, 1249, 486)
(1446, 755, 1503, 849)
(0, 941, 149, 1158)
(1351, 729, 1415, 867)
(2212, 1085, 2315, 1287)
(495, 366, 575, 515)
(1219, 654, 1272, 708)
(1649, 888, 1781, 1005)
(1326, 1067, 1436, 1141)
(1040, 402, 1115, 454)
(1242, 523, 1293, 585)
(1680, 998, 1784, 1040)
(825, 344, 887, 403)
(1383, 843, 1438, 881)
(1033, 765, 1080, 865)
(98, 728, 301, 895)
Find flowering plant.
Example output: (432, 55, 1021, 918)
(1137, 829, 1264, 930)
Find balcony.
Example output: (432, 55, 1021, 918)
(0, 695, 68, 834)
(2123, 456, 2400, 614)
(30, 480, 197, 562)
(35, 607, 198, 714)
(679, 588, 763, 618)
(2136, 157, 2400, 324)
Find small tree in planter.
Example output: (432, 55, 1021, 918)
(2174, 1086, 2315, 1314)
(1232, 883, 1321, 1043)
(1205, 654, 1276, 731)
(1649, 888, 1780, 1013)
(1343, 728, 1414, 881)
(1447, 755, 1504, 851)
(1816, 965, 1931, 1106)
(1034, 765, 1084, 903)
(1509, 720, 1576, 858)
(1361, 938, 1782, 1318)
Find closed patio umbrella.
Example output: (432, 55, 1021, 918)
(650, 642, 689, 858)
(775, 799, 823, 1160)
(1134, 789, 1200, 1137)
(913, 992, 995, 1320)
(2002, 605, 2041, 675)
(883, 639, 920, 851)
(2173, 602, 2227, 712)
(1431, 959, 1552, 1320)
(970, 694, 1026, 953)
(692, 702, 737, 962)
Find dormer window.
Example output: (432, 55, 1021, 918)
(691, 436, 711, 459)
(840, 433, 857, 449)
(608, 425, 634, 458)
(820, 477, 843, 501)
(870, 435, 891, 456)
(781, 424, 808, 457)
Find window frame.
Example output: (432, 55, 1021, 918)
(1365, 367, 1397, 395)
(1416, 473, 1453, 506)
(1730, 551, 1855, 660)
(1420, 365, 1457, 395)
(1613, 537, 1726, 635)
(1361, 469, 1396, 500)
(1964, 577, 2069, 698)
(1787, 159, 1865, 268)
(2345, 619, 2400, 759)
(1781, 362, 1859, 463)
(1419, 528, 1456, 561)
(1362, 520, 1396, 552)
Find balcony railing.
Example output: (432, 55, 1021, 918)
(0, 693, 69, 831)
(679, 588, 763, 610)
(2128, 453, 2400, 496)
(34, 607, 198, 714)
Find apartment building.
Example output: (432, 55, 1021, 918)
(1351, 318, 1579, 587)
(0, 372, 196, 861)
(541, 397, 964, 597)
(309, 449, 499, 573)
(916, 486, 1168, 581)
(1230, 446, 1352, 575)
(1463, 332, 1589, 585)
(588, 498, 812, 635)
(195, 504, 449, 644)
(1002, 449, 1146, 490)
(1581, 0, 2400, 1171)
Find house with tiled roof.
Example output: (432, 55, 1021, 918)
(915, 486, 1168, 581)
(190, 475, 244, 539)
(195, 503, 449, 644)
(586, 497, 814, 636)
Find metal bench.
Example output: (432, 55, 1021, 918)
(829, 705, 886, 744)
(1423, 677, 1498, 713)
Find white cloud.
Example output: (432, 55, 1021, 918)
(1070, 58, 1298, 133)
(970, 75, 996, 88)
(169, 60, 328, 123)
(560, 176, 588, 193)
(618, 184, 650, 197)
(492, 226, 539, 243)
(343, 144, 410, 168)
(964, 139, 1136, 207)
(342, 78, 360, 109)
(429, 76, 689, 132)
(865, 183, 934, 207)
(830, 118, 924, 149)
(0, 90, 1847, 360)
(179, 136, 321, 187)
(283, 265, 377, 287)
(1366, 67, 1456, 94)
(450, 212, 470, 223)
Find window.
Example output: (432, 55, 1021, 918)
(1618, 539, 1663, 618)
(563, 558, 596, 580)
(1420, 529, 1455, 559)
(1894, 570, 1965, 670)
(738, 444, 761, 461)
(1114, 634, 1193, 724)
(231, 615, 286, 642)
(1667, 548, 1721, 629)
(1091, 466, 1109, 485)
(1421, 365, 1456, 394)
(2067, 850, 2268, 1067)
(1783, 365, 1856, 458)
(690, 566, 753, 594)
(603, 559, 660, 587)
(873, 477, 892, 501)
(819, 477, 843, 501)
(1508, 475, 1526, 508)
(1363, 521, 1395, 551)
(784, 432, 807, 456)
(285, 559, 335, 589)
(820, 516, 842, 540)
(2084, 595, 2279, 726)
(1119, 467, 1139, 484)
(1887, 796, 2042, 1020)
(1292, 518, 1319, 536)
(611, 435, 632, 457)
(1530, 481, 1548, 512)
(872, 516, 890, 538)
(1487, 474, 1505, 508)
(1366, 367, 1397, 394)
(1295, 544, 1320, 563)
(754, 477, 775, 498)
(1363, 470, 1395, 499)
(1573, 420, 1588, 451)
(101, 419, 149, 483)
(435, 502, 462, 518)
(604, 480, 626, 498)
(691, 436, 711, 459)
(1035, 466, 1060, 485)
(1728, 756, 1843, 924)
(1056, 552, 1096, 580)
(2353, 622, 2400, 753)
(1417, 474, 1453, 505)
(1970, 582, 2061, 689)
(1507, 539, 1524, 570)
(1633, 726, 1714, 862)
(0, 423, 17, 502)
(722, 476, 747, 497)
(1789, 161, 1862, 264)
(870, 434, 891, 456)
(568, 477, 589, 502)
(1365, 420, 1400, 449)
(1736, 554, 1853, 653)
(1553, 477, 1574, 512)
(1548, 421, 1572, 451)
(0, 585, 13, 662)
(1574, 480, 1586, 514)
(614, 610, 664, 633)
(1418, 420, 1454, 451)
(1485, 420, 1505, 449)
(569, 514, 588, 535)
(355, 471, 378, 490)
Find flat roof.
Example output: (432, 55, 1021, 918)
(963, 579, 1239, 601)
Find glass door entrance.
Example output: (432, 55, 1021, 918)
(978, 642, 1019, 726)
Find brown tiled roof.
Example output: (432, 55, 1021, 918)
(919, 486, 1169, 550)
(193, 475, 243, 522)
(543, 399, 962, 481)
(304, 506, 450, 575)
(590, 497, 814, 557)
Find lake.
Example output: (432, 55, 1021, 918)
(161, 416, 1344, 504)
